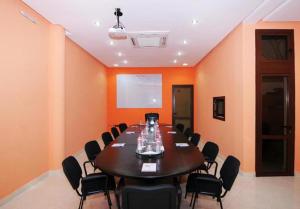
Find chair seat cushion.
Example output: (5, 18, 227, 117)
(81, 173, 116, 196)
(186, 173, 222, 196)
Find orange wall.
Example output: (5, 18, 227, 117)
(194, 25, 244, 168)
(195, 22, 300, 173)
(65, 38, 107, 156)
(0, 0, 50, 197)
(107, 68, 196, 128)
(0, 0, 109, 199)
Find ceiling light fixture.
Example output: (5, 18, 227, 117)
(117, 52, 123, 57)
(177, 51, 182, 56)
(173, 59, 177, 63)
(183, 63, 188, 66)
(183, 40, 188, 45)
(94, 21, 101, 27)
(123, 60, 128, 64)
(109, 40, 115, 46)
(192, 19, 200, 25)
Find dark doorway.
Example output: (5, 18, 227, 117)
(256, 29, 295, 176)
(172, 85, 194, 131)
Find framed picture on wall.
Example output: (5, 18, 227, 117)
(213, 96, 225, 121)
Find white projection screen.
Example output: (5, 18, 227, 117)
(117, 74, 162, 108)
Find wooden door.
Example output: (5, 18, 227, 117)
(172, 85, 194, 131)
(255, 29, 295, 176)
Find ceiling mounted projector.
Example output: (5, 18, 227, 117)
(108, 8, 127, 40)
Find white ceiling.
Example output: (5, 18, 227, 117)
(22, 0, 299, 67)
(264, 0, 300, 21)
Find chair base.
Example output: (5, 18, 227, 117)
(79, 191, 112, 209)
(188, 192, 223, 209)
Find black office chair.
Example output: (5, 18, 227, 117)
(118, 123, 128, 133)
(198, 141, 219, 176)
(102, 132, 114, 147)
(175, 123, 184, 133)
(111, 127, 120, 139)
(83, 140, 101, 176)
(62, 156, 114, 209)
(185, 155, 240, 209)
(190, 133, 200, 147)
(184, 128, 192, 139)
(145, 113, 159, 122)
(121, 184, 179, 209)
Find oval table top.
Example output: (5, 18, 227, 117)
(95, 124, 204, 179)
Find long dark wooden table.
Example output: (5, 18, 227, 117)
(95, 125, 204, 179)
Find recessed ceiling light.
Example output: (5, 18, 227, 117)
(173, 59, 178, 63)
(117, 52, 123, 57)
(182, 63, 188, 66)
(123, 60, 128, 64)
(183, 40, 188, 45)
(113, 64, 119, 67)
(192, 19, 200, 25)
(177, 51, 182, 56)
(109, 40, 115, 46)
(94, 21, 101, 27)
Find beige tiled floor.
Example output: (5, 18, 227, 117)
(1, 150, 300, 209)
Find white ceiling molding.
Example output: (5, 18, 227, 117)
(243, 0, 288, 23)
(22, 0, 269, 67)
(264, 0, 300, 21)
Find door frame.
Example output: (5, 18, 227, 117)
(255, 29, 295, 176)
(172, 85, 194, 131)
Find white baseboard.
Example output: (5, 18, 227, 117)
(74, 147, 85, 157)
(0, 140, 92, 207)
(0, 170, 60, 207)
(239, 171, 256, 177)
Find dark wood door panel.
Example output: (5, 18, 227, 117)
(255, 29, 295, 177)
(172, 85, 194, 132)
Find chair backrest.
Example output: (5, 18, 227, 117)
(175, 123, 184, 132)
(202, 141, 219, 161)
(220, 155, 240, 191)
(62, 156, 82, 190)
(145, 113, 159, 122)
(119, 123, 128, 133)
(102, 132, 114, 147)
(84, 140, 101, 161)
(111, 127, 120, 139)
(184, 128, 192, 139)
(122, 184, 177, 209)
(190, 133, 200, 146)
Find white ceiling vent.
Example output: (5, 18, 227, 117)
(128, 31, 169, 48)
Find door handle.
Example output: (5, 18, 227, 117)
(282, 125, 292, 129)
(282, 125, 293, 135)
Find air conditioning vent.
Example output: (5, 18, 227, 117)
(128, 31, 169, 48)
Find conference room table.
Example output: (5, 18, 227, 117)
(95, 124, 204, 179)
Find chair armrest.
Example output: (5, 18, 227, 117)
(194, 175, 222, 196)
(83, 161, 90, 176)
(83, 173, 108, 182)
(195, 175, 220, 183)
